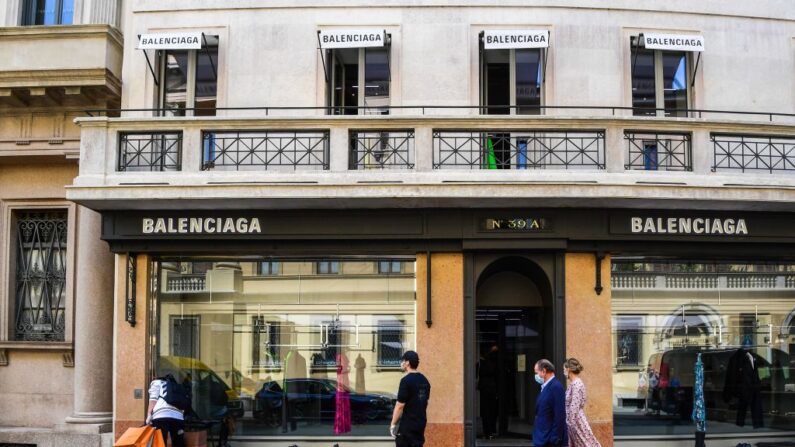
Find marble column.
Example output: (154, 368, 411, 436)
(64, 206, 115, 432)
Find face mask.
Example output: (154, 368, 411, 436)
(534, 374, 545, 385)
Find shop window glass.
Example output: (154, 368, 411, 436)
(631, 37, 690, 117)
(159, 37, 218, 117)
(154, 258, 416, 437)
(612, 259, 795, 437)
(22, 0, 73, 25)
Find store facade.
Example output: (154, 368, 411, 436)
(98, 207, 795, 447)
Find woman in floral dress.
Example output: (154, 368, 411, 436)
(564, 358, 602, 447)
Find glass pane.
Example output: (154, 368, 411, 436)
(483, 49, 510, 115)
(516, 49, 542, 115)
(155, 259, 416, 438)
(364, 47, 390, 114)
(32, 0, 58, 25)
(632, 48, 656, 116)
(60, 0, 74, 24)
(663, 52, 688, 117)
(162, 50, 189, 116)
(195, 45, 218, 117)
(331, 49, 359, 115)
(612, 259, 795, 437)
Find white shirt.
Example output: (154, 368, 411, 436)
(148, 379, 184, 421)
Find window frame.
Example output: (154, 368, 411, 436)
(157, 39, 219, 117)
(20, 0, 75, 26)
(325, 35, 392, 116)
(0, 202, 76, 346)
(630, 36, 693, 117)
(479, 38, 546, 116)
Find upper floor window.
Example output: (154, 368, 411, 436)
(21, 0, 74, 25)
(157, 35, 218, 117)
(259, 261, 281, 276)
(316, 261, 340, 275)
(378, 260, 402, 274)
(320, 29, 391, 115)
(631, 33, 703, 117)
(480, 30, 548, 115)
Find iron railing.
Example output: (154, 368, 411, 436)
(432, 130, 605, 169)
(712, 134, 795, 173)
(349, 130, 415, 169)
(202, 130, 329, 171)
(85, 105, 795, 122)
(118, 132, 182, 172)
(15, 211, 68, 341)
(625, 131, 692, 171)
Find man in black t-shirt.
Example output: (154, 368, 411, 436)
(390, 351, 431, 447)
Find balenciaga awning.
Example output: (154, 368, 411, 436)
(482, 29, 549, 50)
(136, 32, 216, 86)
(317, 29, 390, 82)
(634, 32, 704, 88)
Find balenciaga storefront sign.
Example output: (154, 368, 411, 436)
(483, 29, 550, 49)
(318, 29, 387, 48)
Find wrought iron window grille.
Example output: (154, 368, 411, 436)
(202, 130, 330, 171)
(432, 129, 605, 170)
(349, 130, 415, 169)
(118, 132, 182, 172)
(712, 134, 795, 173)
(624, 131, 692, 171)
(14, 211, 68, 341)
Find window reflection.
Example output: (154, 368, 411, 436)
(155, 259, 415, 437)
(612, 260, 795, 436)
(662, 52, 688, 117)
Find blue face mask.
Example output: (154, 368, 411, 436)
(534, 374, 545, 385)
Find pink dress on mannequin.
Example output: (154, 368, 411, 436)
(334, 353, 352, 434)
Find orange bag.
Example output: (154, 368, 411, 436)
(114, 425, 166, 447)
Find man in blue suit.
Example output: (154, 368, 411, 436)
(532, 359, 568, 447)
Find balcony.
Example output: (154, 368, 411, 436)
(0, 25, 122, 108)
(612, 272, 795, 291)
(68, 109, 795, 211)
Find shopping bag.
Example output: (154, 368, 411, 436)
(113, 425, 166, 447)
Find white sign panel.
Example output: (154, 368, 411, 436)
(483, 30, 549, 49)
(643, 33, 704, 52)
(318, 29, 386, 49)
(138, 32, 204, 50)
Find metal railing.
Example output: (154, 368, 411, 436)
(625, 131, 692, 171)
(84, 105, 795, 122)
(349, 130, 415, 169)
(202, 130, 330, 171)
(432, 129, 605, 169)
(118, 132, 182, 172)
(712, 134, 795, 173)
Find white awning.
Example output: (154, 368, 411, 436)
(642, 33, 704, 52)
(138, 32, 204, 50)
(483, 30, 549, 50)
(318, 29, 387, 49)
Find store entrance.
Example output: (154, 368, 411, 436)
(471, 255, 557, 446)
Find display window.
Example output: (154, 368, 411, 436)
(152, 258, 416, 437)
(612, 259, 795, 436)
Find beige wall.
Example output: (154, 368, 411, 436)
(566, 253, 613, 447)
(416, 252, 465, 447)
(0, 162, 77, 428)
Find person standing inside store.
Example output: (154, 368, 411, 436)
(532, 359, 567, 447)
(390, 351, 431, 447)
(563, 358, 602, 447)
(477, 344, 499, 439)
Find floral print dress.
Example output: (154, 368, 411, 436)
(565, 377, 602, 447)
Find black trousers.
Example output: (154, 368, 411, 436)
(736, 389, 763, 428)
(480, 392, 498, 436)
(396, 430, 425, 447)
(152, 417, 185, 447)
